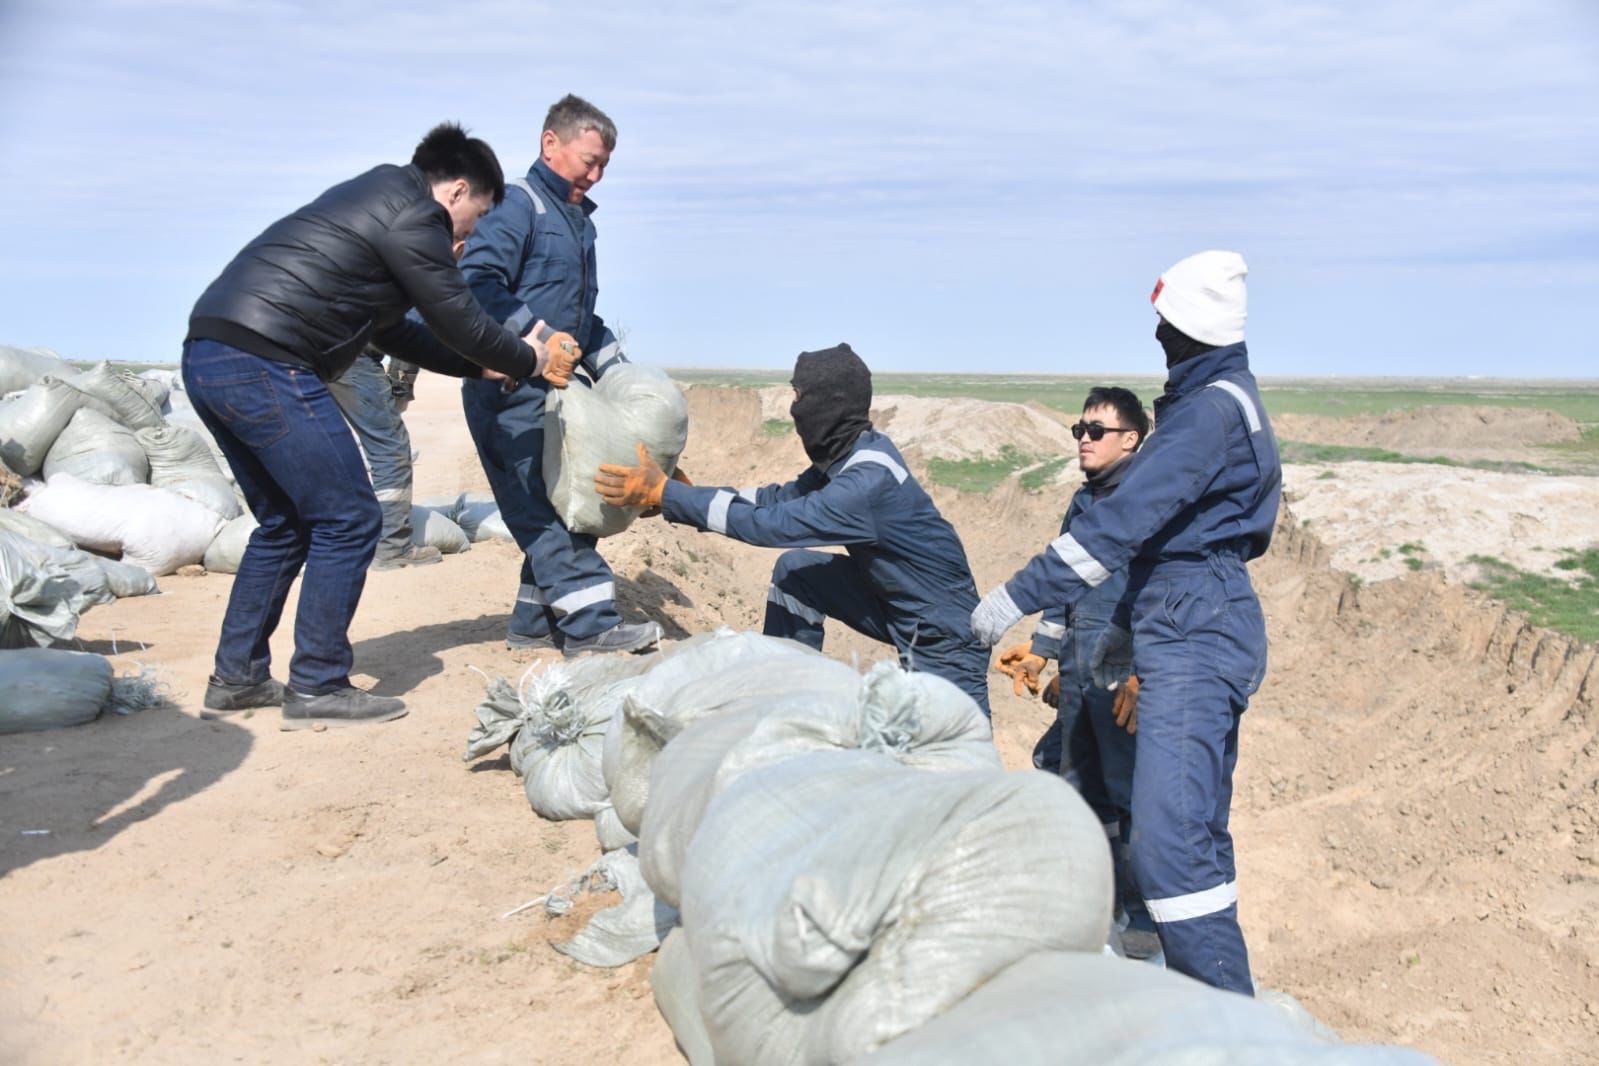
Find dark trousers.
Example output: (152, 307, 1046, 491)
(1127, 556, 1267, 995)
(182, 339, 381, 693)
(762, 548, 992, 717)
(461, 377, 620, 640)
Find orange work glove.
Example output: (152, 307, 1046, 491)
(1113, 674, 1140, 735)
(594, 443, 666, 509)
(639, 466, 692, 518)
(541, 333, 581, 387)
(995, 643, 1048, 697)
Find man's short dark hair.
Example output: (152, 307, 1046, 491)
(543, 94, 618, 151)
(1084, 385, 1150, 448)
(412, 122, 506, 205)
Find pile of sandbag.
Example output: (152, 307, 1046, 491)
(543, 364, 688, 537)
(0, 528, 156, 648)
(0, 360, 250, 576)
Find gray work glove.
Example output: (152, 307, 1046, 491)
(1089, 624, 1134, 689)
(970, 584, 1024, 647)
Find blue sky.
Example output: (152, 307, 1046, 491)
(1, 1, 1595, 377)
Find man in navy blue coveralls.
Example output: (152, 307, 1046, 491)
(595, 344, 993, 716)
(996, 385, 1153, 950)
(459, 94, 660, 656)
(971, 252, 1280, 994)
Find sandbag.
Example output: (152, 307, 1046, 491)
(0, 507, 75, 549)
(161, 412, 234, 487)
(859, 951, 1437, 1066)
(505, 656, 656, 820)
(0, 647, 114, 733)
(543, 364, 688, 537)
(411, 507, 471, 554)
(680, 757, 1113, 1065)
(595, 803, 636, 852)
(552, 847, 679, 969)
(93, 555, 159, 598)
(452, 491, 514, 543)
(0, 345, 72, 396)
(1, 533, 115, 617)
(603, 629, 825, 834)
(203, 513, 259, 574)
(639, 660, 999, 910)
(651, 928, 716, 1066)
(20, 475, 224, 576)
(137, 424, 228, 485)
(66, 362, 166, 431)
(43, 408, 150, 486)
(166, 476, 242, 520)
(0, 530, 88, 648)
(134, 369, 174, 411)
(0, 378, 89, 475)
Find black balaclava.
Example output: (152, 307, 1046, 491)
(790, 343, 873, 471)
(1156, 317, 1217, 369)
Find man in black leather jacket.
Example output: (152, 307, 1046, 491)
(182, 122, 580, 730)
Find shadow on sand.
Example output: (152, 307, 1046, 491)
(0, 704, 253, 878)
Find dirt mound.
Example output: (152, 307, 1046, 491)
(1283, 461, 1599, 582)
(1275, 405, 1582, 452)
(1243, 515, 1599, 1059)
(753, 385, 1076, 462)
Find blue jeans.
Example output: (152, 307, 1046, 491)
(1127, 555, 1267, 995)
(326, 354, 414, 558)
(181, 339, 382, 694)
(763, 548, 993, 717)
(461, 377, 620, 640)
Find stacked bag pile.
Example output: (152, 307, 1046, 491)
(465, 627, 1437, 1065)
(0, 352, 243, 584)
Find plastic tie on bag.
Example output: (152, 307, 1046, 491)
(856, 660, 924, 755)
(518, 660, 589, 747)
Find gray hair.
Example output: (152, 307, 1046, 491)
(543, 94, 617, 150)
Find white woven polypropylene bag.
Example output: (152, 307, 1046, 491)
(542, 365, 688, 537)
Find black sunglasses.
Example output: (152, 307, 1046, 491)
(1071, 421, 1135, 442)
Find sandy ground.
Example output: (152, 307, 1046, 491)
(2, 377, 1597, 1064)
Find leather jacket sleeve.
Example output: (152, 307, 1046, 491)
(375, 200, 536, 378)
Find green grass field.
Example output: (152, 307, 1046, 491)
(1468, 551, 1599, 643)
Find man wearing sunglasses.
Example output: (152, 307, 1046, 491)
(970, 251, 1280, 995)
(995, 385, 1153, 954)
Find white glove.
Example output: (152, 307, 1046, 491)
(1089, 624, 1134, 689)
(970, 584, 1024, 646)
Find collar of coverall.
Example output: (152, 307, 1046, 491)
(1161, 340, 1252, 404)
(530, 158, 598, 217)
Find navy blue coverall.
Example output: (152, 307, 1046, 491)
(659, 430, 992, 716)
(459, 159, 629, 641)
(1030, 474, 1141, 921)
(1001, 343, 1280, 995)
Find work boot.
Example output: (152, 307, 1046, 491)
(371, 545, 443, 570)
(202, 675, 285, 718)
(505, 630, 563, 652)
(562, 621, 663, 658)
(280, 687, 408, 730)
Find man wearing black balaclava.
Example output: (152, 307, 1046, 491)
(595, 343, 992, 716)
